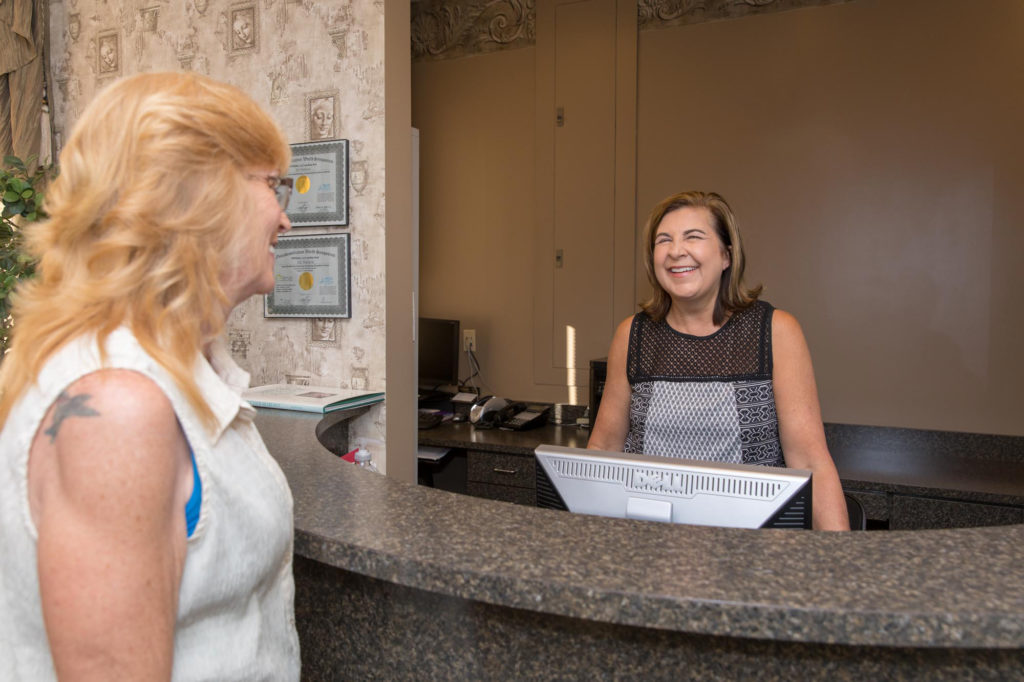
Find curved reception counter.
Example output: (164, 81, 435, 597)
(255, 410, 1024, 680)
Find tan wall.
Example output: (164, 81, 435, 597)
(384, 2, 415, 482)
(414, 0, 1024, 435)
(413, 47, 550, 400)
(637, 0, 1023, 435)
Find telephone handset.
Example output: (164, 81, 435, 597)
(470, 395, 524, 429)
(470, 396, 550, 431)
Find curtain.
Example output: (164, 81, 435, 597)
(0, 0, 45, 165)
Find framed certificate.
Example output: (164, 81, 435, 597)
(285, 139, 349, 227)
(264, 233, 351, 318)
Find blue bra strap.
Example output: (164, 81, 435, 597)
(184, 445, 202, 538)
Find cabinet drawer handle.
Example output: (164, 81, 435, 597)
(493, 467, 517, 475)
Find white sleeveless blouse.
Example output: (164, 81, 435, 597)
(0, 329, 300, 681)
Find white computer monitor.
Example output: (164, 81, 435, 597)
(535, 445, 812, 529)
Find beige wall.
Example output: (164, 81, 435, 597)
(637, 0, 1023, 435)
(414, 0, 1024, 435)
(48, 2, 397, 464)
(413, 46, 545, 398)
(384, 1, 415, 482)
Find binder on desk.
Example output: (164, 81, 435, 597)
(244, 384, 384, 413)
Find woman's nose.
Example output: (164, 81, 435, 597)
(279, 212, 292, 234)
(667, 237, 686, 257)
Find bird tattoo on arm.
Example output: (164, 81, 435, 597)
(44, 391, 101, 442)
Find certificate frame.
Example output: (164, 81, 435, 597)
(264, 233, 351, 318)
(285, 139, 349, 227)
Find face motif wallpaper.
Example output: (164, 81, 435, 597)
(48, 0, 388, 457)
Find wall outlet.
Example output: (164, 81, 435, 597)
(463, 329, 476, 352)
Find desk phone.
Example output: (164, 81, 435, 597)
(500, 403, 551, 431)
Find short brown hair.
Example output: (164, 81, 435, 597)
(640, 190, 761, 325)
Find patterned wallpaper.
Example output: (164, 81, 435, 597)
(47, 0, 389, 459)
(410, 0, 854, 61)
(411, 0, 534, 62)
(636, 0, 853, 30)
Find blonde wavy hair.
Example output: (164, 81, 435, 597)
(640, 190, 762, 326)
(0, 72, 290, 433)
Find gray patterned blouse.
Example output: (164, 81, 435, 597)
(623, 300, 784, 467)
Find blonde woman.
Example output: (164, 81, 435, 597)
(0, 73, 300, 679)
(588, 191, 849, 531)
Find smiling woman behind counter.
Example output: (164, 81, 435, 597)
(587, 190, 849, 531)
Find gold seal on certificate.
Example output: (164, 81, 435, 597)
(285, 140, 349, 227)
(265, 233, 350, 318)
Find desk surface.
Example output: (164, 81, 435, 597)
(258, 409, 1024, 649)
(418, 420, 589, 455)
(420, 420, 1024, 504)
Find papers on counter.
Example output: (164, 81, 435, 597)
(244, 383, 384, 413)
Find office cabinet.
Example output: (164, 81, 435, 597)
(466, 450, 536, 506)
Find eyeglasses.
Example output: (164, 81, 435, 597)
(249, 174, 293, 211)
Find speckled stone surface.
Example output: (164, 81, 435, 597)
(825, 423, 1024, 463)
(294, 557, 1024, 680)
(418, 421, 591, 456)
(824, 424, 1024, 506)
(424, 420, 1024, 515)
(891, 496, 1024, 530)
(424, 421, 1024, 505)
(845, 489, 890, 521)
(254, 410, 1024, 659)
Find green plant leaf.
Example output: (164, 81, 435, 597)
(1, 155, 52, 359)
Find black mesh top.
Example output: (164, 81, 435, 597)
(627, 300, 774, 384)
(622, 300, 782, 466)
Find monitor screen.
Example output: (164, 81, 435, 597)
(535, 445, 811, 529)
(418, 318, 460, 389)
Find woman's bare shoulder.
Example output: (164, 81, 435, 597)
(36, 369, 186, 492)
(608, 315, 637, 354)
(770, 308, 808, 349)
(47, 369, 177, 438)
(615, 314, 639, 337)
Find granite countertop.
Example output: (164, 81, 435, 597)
(418, 420, 590, 455)
(255, 409, 1024, 650)
(826, 423, 1024, 505)
(831, 446, 1024, 504)
(421, 420, 1024, 505)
